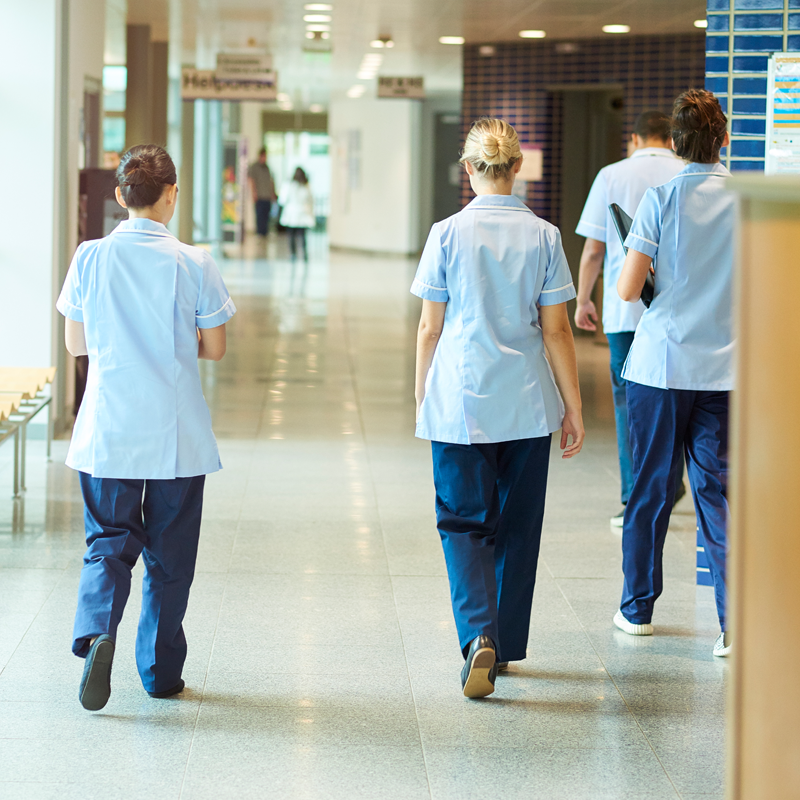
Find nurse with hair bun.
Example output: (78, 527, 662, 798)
(412, 118, 584, 699)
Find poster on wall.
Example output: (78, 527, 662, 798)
(766, 54, 800, 175)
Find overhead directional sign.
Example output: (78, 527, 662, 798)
(181, 68, 278, 101)
(215, 53, 274, 83)
(377, 76, 425, 99)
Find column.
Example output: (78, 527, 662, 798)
(125, 24, 152, 148)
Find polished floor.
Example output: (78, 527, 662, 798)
(0, 235, 726, 799)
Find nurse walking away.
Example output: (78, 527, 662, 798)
(614, 90, 734, 657)
(413, 118, 584, 699)
(575, 111, 685, 526)
(57, 145, 236, 710)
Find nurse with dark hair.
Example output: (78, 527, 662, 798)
(615, 90, 734, 657)
(57, 144, 236, 710)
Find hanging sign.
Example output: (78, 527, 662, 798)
(215, 53, 274, 83)
(766, 54, 800, 174)
(377, 76, 425, 99)
(181, 68, 278, 101)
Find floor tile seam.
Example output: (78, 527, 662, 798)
(550, 572, 683, 799)
(341, 291, 434, 800)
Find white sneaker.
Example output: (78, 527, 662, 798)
(713, 632, 732, 657)
(613, 609, 653, 636)
(610, 508, 625, 528)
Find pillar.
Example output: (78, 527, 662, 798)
(125, 24, 152, 149)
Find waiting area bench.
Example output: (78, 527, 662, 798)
(0, 367, 56, 497)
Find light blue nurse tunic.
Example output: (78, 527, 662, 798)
(57, 218, 236, 479)
(411, 194, 576, 445)
(622, 162, 735, 391)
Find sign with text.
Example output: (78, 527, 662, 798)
(766, 54, 800, 174)
(181, 68, 278, 101)
(377, 76, 425, 99)
(215, 53, 273, 83)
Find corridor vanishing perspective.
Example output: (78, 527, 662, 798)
(0, 240, 725, 799)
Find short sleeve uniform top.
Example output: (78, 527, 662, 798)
(57, 218, 237, 479)
(411, 194, 576, 445)
(575, 148, 684, 334)
(622, 162, 735, 391)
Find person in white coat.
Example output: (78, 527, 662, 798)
(279, 167, 315, 260)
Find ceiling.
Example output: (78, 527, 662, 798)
(111, 0, 707, 109)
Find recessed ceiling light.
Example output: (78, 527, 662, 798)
(439, 36, 465, 45)
(694, 18, 708, 28)
(306, 24, 330, 32)
(277, 92, 290, 102)
(303, 14, 331, 22)
(519, 30, 546, 38)
(321, 31, 330, 39)
(346, 85, 366, 98)
(370, 40, 385, 48)
(602, 24, 630, 33)
(479, 45, 496, 57)
(304, 3, 333, 9)
(305, 31, 315, 39)
(385, 40, 394, 48)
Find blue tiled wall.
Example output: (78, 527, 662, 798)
(462, 34, 706, 225)
(706, 0, 796, 171)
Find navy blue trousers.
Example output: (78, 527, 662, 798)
(607, 332, 637, 505)
(73, 473, 205, 694)
(622, 384, 728, 629)
(432, 437, 550, 663)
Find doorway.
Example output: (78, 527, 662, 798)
(550, 86, 624, 322)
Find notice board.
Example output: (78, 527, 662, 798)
(766, 54, 800, 174)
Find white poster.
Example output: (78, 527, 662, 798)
(766, 54, 800, 174)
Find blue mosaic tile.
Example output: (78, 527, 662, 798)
(706, 76, 730, 92)
(731, 139, 766, 157)
(732, 55, 770, 70)
(707, 55, 731, 72)
(734, 13, 784, 29)
(733, 34, 784, 50)
(790, 13, 800, 27)
(733, 76, 769, 92)
(733, 96, 768, 113)
(719, 97, 729, 112)
(708, 14, 732, 30)
(732, 118, 767, 134)
(707, 36, 730, 52)
(729, 158, 766, 170)
(789, 34, 800, 49)
(735, 0, 783, 7)
(791, 0, 800, 7)
(708, 0, 731, 9)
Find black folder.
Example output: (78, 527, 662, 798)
(609, 202, 654, 308)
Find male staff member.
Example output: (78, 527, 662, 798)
(248, 147, 277, 237)
(575, 111, 684, 526)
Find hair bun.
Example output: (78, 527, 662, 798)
(480, 133, 512, 165)
(460, 117, 522, 178)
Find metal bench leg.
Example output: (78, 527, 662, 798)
(12, 427, 20, 498)
(19, 419, 27, 492)
(46, 403, 53, 461)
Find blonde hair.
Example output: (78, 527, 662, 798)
(460, 118, 522, 180)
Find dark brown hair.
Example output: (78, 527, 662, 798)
(633, 111, 671, 142)
(671, 89, 728, 164)
(116, 144, 177, 208)
(293, 167, 308, 185)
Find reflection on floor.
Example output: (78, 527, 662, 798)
(0, 233, 725, 799)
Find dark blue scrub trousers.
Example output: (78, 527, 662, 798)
(607, 332, 636, 505)
(621, 384, 728, 629)
(72, 473, 205, 694)
(432, 437, 550, 663)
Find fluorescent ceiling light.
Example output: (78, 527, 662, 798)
(303, 14, 331, 22)
(439, 36, 464, 45)
(694, 18, 708, 28)
(357, 72, 376, 80)
(304, 3, 333, 9)
(602, 24, 630, 33)
(370, 40, 385, 48)
(306, 24, 330, 31)
(346, 85, 366, 98)
(519, 30, 546, 38)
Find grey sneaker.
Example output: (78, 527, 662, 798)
(713, 631, 732, 657)
(610, 508, 625, 528)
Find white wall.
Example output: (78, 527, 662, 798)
(328, 97, 422, 255)
(0, 0, 105, 430)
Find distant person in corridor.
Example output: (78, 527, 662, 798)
(248, 147, 277, 236)
(413, 118, 584, 699)
(614, 90, 734, 657)
(575, 111, 685, 527)
(57, 145, 236, 710)
(279, 167, 315, 261)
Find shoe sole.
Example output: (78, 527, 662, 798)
(614, 611, 653, 636)
(80, 639, 114, 711)
(462, 647, 496, 698)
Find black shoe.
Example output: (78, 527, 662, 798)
(79, 635, 115, 711)
(461, 635, 497, 698)
(673, 481, 687, 507)
(497, 662, 509, 672)
(148, 679, 185, 699)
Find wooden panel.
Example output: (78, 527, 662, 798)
(729, 194, 800, 800)
(0, 367, 56, 398)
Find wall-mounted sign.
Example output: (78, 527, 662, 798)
(517, 146, 543, 182)
(215, 53, 273, 83)
(766, 54, 800, 174)
(377, 76, 425, 99)
(181, 68, 278, 101)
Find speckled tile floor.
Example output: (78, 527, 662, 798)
(0, 235, 726, 799)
